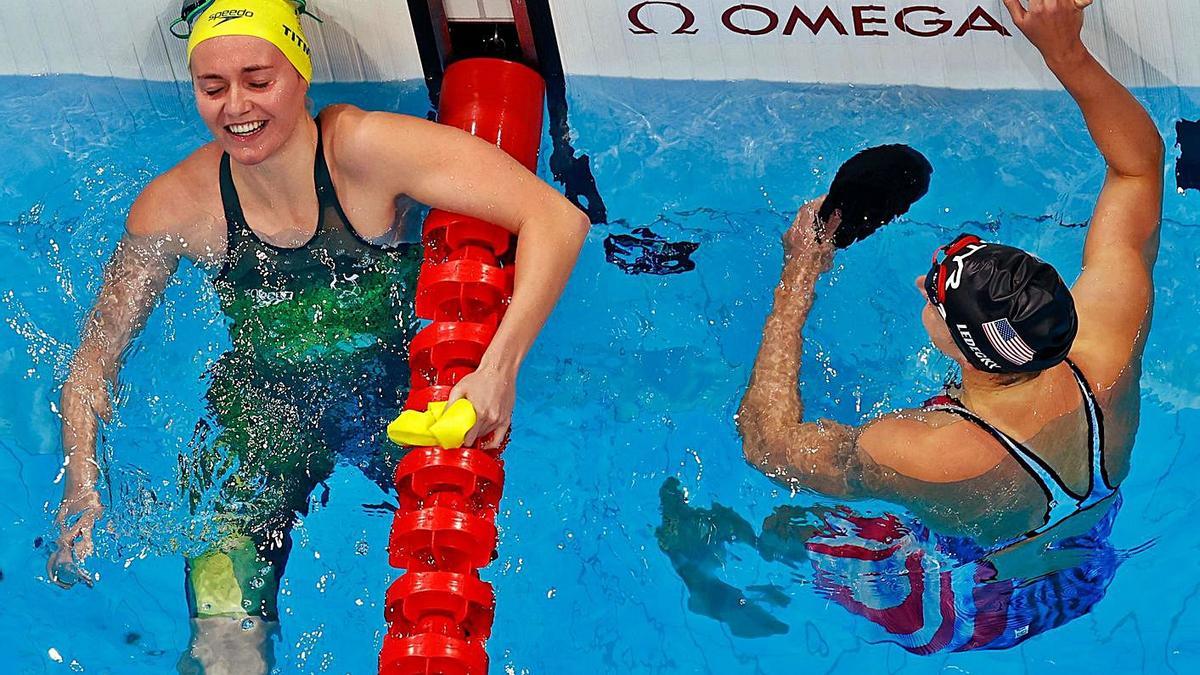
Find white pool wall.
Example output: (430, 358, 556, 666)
(0, 1, 1194, 89)
(552, 0, 1200, 89)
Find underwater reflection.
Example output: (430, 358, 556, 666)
(657, 477, 1137, 653)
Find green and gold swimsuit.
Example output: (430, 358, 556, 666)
(181, 114, 420, 619)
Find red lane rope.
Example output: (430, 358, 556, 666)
(380, 58, 546, 675)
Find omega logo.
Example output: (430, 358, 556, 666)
(626, 3, 1011, 39)
(628, 1, 699, 34)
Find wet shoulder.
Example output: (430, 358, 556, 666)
(127, 143, 226, 264)
(318, 105, 381, 169)
(1065, 347, 1141, 408)
(319, 104, 447, 182)
(1063, 349, 1140, 486)
(858, 410, 1009, 484)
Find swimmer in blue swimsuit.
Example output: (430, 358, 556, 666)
(736, 0, 1164, 647)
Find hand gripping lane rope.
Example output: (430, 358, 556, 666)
(379, 58, 546, 675)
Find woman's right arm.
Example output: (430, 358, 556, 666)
(50, 184, 183, 588)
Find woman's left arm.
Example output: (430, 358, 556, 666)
(344, 110, 590, 447)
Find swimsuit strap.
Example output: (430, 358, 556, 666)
(218, 149, 251, 239)
(311, 114, 390, 250)
(216, 122, 328, 256)
(924, 358, 1115, 537)
(1063, 358, 1116, 503)
(217, 150, 251, 278)
(925, 402, 1081, 536)
(313, 115, 338, 209)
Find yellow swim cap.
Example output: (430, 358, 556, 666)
(186, 0, 313, 83)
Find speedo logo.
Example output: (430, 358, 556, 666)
(955, 324, 1001, 370)
(209, 9, 254, 26)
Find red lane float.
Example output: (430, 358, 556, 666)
(381, 58, 546, 675)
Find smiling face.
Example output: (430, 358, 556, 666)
(190, 35, 309, 166)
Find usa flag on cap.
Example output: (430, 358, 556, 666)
(982, 318, 1035, 366)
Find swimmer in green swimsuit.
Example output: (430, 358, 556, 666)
(48, 2, 589, 672)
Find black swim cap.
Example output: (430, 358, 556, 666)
(924, 234, 1077, 373)
(819, 144, 933, 249)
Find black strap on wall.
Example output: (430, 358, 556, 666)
(524, 0, 608, 225)
(407, 0, 444, 111)
(1178, 119, 1200, 194)
(406, 1, 607, 223)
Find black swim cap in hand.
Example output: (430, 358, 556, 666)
(924, 234, 1077, 373)
(819, 144, 933, 249)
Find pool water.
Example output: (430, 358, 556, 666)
(2, 74, 1199, 674)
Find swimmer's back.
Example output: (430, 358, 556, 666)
(857, 146, 1162, 548)
(857, 358, 1130, 546)
(855, 247, 1153, 546)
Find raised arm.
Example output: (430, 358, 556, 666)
(1003, 0, 1165, 378)
(736, 201, 866, 498)
(341, 109, 590, 448)
(49, 184, 182, 587)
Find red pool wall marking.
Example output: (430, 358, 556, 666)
(380, 57, 546, 675)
